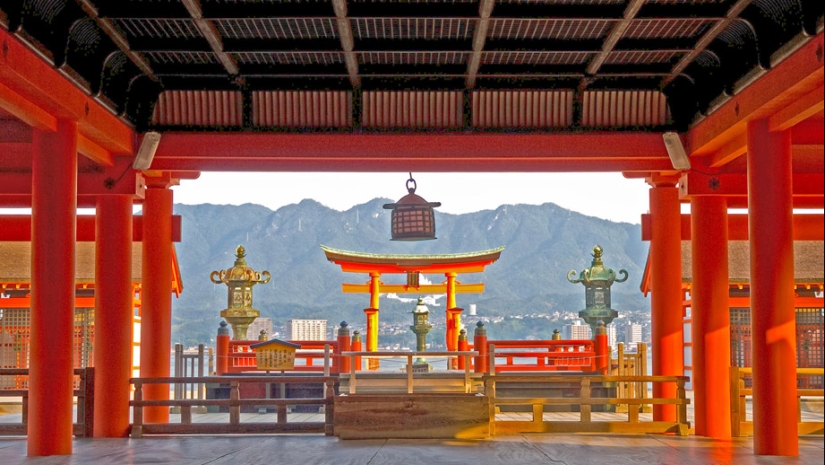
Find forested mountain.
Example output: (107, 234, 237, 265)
(171, 200, 650, 345)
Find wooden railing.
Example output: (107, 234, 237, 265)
(485, 374, 690, 436)
(172, 343, 211, 411)
(731, 367, 824, 436)
(130, 375, 336, 437)
(611, 342, 650, 413)
(340, 351, 478, 394)
(222, 341, 339, 374)
(0, 367, 95, 437)
(488, 341, 597, 373)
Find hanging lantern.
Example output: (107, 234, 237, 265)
(383, 173, 441, 241)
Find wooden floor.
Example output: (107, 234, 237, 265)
(0, 434, 822, 465)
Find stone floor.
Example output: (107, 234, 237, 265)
(0, 434, 822, 465)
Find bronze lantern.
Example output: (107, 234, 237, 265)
(383, 173, 441, 241)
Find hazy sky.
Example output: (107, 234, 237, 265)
(171, 172, 655, 224)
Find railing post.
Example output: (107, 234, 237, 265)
(580, 378, 591, 423)
(216, 321, 230, 375)
(325, 379, 334, 436)
(197, 344, 205, 401)
(131, 380, 143, 438)
(174, 343, 182, 401)
(474, 322, 488, 374)
(351, 331, 362, 371)
(489, 343, 496, 375)
(81, 368, 95, 438)
(337, 322, 351, 374)
(349, 352, 357, 395)
(730, 366, 741, 437)
(677, 377, 688, 436)
(229, 380, 240, 425)
(457, 330, 468, 370)
(407, 354, 414, 394)
(321, 344, 329, 376)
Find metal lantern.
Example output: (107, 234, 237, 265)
(567, 245, 628, 337)
(210, 245, 271, 340)
(383, 173, 441, 241)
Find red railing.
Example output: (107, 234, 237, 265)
(222, 340, 341, 374)
(486, 339, 598, 373)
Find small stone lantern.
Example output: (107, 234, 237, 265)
(409, 297, 432, 371)
(210, 245, 271, 340)
(567, 245, 628, 336)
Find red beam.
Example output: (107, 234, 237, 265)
(680, 172, 824, 197)
(0, 28, 134, 158)
(151, 132, 674, 172)
(641, 214, 823, 241)
(0, 215, 182, 242)
(688, 33, 823, 159)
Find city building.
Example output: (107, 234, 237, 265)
(247, 318, 273, 341)
(624, 323, 644, 345)
(287, 319, 328, 341)
(563, 320, 592, 341)
(607, 324, 617, 350)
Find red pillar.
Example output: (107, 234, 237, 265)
(473, 322, 488, 374)
(648, 181, 683, 422)
(690, 196, 731, 439)
(28, 120, 77, 456)
(747, 120, 798, 456)
(140, 186, 173, 423)
(93, 195, 134, 437)
(594, 323, 609, 374)
(216, 321, 230, 375)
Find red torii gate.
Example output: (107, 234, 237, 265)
(321, 245, 504, 369)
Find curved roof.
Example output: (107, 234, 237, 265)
(321, 245, 505, 273)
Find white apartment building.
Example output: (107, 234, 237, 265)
(607, 324, 617, 349)
(287, 319, 328, 341)
(624, 323, 644, 345)
(563, 320, 592, 340)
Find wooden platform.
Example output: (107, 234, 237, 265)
(0, 434, 822, 464)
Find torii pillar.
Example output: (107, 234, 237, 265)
(445, 272, 462, 369)
(747, 120, 798, 456)
(28, 120, 77, 456)
(647, 175, 683, 422)
(140, 175, 175, 423)
(690, 196, 731, 438)
(93, 194, 134, 437)
(365, 272, 380, 370)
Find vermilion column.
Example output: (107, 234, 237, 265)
(29, 120, 77, 456)
(141, 186, 173, 423)
(690, 196, 731, 439)
(648, 182, 683, 422)
(747, 120, 798, 456)
(445, 272, 457, 350)
(94, 195, 133, 438)
(93, 195, 134, 437)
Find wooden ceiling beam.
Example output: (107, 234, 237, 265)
(586, 0, 646, 76)
(181, 0, 239, 76)
(465, 0, 495, 89)
(332, 0, 360, 88)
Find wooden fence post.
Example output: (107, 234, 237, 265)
(580, 378, 591, 423)
(229, 380, 240, 425)
(131, 380, 143, 438)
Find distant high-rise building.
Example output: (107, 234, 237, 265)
(624, 323, 643, 345)
(248, 318, 273, 340)
(563, 320, 592, 340)
(469, 304, 477, 316)
(287, 319, 328, 341)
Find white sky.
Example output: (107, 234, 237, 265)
(170, 172, 654, 224)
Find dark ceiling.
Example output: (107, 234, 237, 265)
(0, 0, 822, 131)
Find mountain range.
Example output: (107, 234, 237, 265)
(171, 199, 650, 345)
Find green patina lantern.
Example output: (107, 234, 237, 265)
(567, 245, 628, 336)
(409, 297, 433, 371)
(210, 245, 271, 340)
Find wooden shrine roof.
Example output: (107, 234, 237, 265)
(640, 240, 825, 294)
(0, 242, 183, 295)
